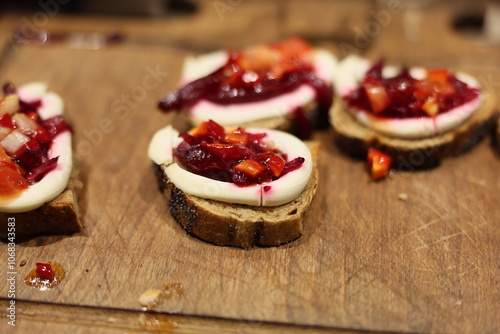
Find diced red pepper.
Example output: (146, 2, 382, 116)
(266, 154, 285, 177)
(224, 131, 248, 145)
(367, 148, 392, 180)
(235, 159, 266, 177)
(202, 142, 255, 162)
(36, 263, 55, 280)
(189, 120, 225, 141)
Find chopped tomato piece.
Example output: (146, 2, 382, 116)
(235, 159, 266, 177)
(363, 82, 390, 113)
(367, 148, 392, 180)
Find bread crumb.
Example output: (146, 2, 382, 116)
(138, 288, 162, 309)
(138, 283, 184, 311)
(398, 193, 408, 201)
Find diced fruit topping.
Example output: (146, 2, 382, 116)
(367, 148, 392, 180)
(175, 120, 304, 186)
(362, 79, 391, 113)
(345, 60, 480, 118)
(0, 83, 72, 203)
(158, 38, 333, 135)
(235, 159, 266, 177)
(0, 94, 20, 116)
(36, 263, 55, 280)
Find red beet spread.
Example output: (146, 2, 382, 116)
(174, 120, 304, 186)
(344, 60, 480, 119)
(158, 38, 332, 136)
(0, 83, 71, 200)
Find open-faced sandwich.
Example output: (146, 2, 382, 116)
(149, 120, 319, 248)
(158, 37, 337, 139)
(331, 55, 497, 177)
(0, 82, 81, 236)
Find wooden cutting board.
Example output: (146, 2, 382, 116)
(0, 4, 499, 333)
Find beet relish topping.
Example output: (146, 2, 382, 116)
(344, 59, 480, 118)
(158, 38, 333, 134)
(175, 120, 304, 186)
(0, 83, 72, 200)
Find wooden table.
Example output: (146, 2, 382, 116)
(1, 1, 499, 333)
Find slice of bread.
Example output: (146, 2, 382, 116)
(0, 173, 83, 237)
(154, 142, 320, 248)
(331, 92, 498, 169)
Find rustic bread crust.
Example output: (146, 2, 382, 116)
(331, 92, 498, 169)
(155, 142, 320, 248)
(0, 174, 83, 237)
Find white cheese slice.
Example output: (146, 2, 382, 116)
(179, 49, 337, 126)
(148, 125, 312, 207)
(335, 55, 482, 139)
(1, 83, 72, 213)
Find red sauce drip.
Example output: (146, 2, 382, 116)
(174, 120, 304, 186)
(158, 38, 332, 132)
(344, 59, 480, 119)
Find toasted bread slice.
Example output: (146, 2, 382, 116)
(0, 173, 83, 237)
(154, 142, 320, 248)
(331, 92, 498, 169)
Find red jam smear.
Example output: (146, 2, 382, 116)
(174, 120, 304, 186)
(0, 83, 72, 202)
(344, 59, 480, 119)
(158, 38, 333, 136)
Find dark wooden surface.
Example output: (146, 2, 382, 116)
(0, 1, 499, 333)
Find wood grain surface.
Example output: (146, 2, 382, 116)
(0, 1, 499, 333)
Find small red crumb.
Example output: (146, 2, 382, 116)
(263, 186, 272, 192)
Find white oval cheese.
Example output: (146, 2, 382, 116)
(179, 49, 337, 127)
(335, 55, 482, 139)
(1, 82, 72, 213)
(148, 125, 312, 207)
